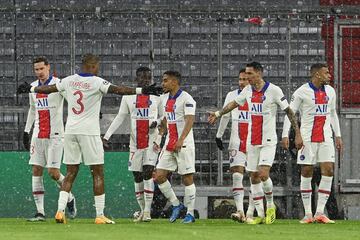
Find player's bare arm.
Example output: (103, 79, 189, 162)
(107, 83, 163, 96)
(208, 100, 238, 125)
(174, 115, 195, 152)
(284, 107, 303, 149)
(17, 82, 59, 94)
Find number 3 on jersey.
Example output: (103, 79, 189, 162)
(72, 90, 85, 114)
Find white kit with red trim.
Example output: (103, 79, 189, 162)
(161, 89, 196, 151)
(235, 82, 289, 146)
(56, 73, 110, 135)
(25, 76, 64, 138)
(104, 94, 162, 152)
(282, 82, 337, 143)
(216, 89, 249, 153)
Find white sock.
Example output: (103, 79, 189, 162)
(251, 183, 264, 218)
(316, 176, 333, 215)
(144, 178, 154, 213)
(55, 174, 74, 202)
(184, 184, 196, 216)
(262, 178, 274, 208)
(300, 176, 313, 216)
(246, 191, 255, 218)
(232, 173, 244, 212)
(32, 176, 45, 215)
(57, 191, 69, 213)
(95, 194, 105, 217)
(134, 181, 145, 212)
(158, 180, 179, 206)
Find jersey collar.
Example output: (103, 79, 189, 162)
(38, 75, 52, 86)
(168, 89, 182, 100)
(252, 81, 270, 94)
(78, 73, 94, 77)
(308, 82, 325, 92)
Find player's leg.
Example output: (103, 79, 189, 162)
(246, 189, 255, 219)
(178, 147, 196, 224)
(229, 150, 246, 222)
(298, 142, 316, 223)
(29, 165, 46, 221)
(55, 164, 79, 224)
(81, 135, 114, 224)
(28, 137, 46, 222)
(246, 145, 264, 224)
(300, 165, 314, 223)
(258, 145, 277, 224)
(47, 136, 76, 218)
(142, 164, 155, 222)
(155, 150, 181, 216)
(132, 170, 145, 221)
(314, 143, 335, 224)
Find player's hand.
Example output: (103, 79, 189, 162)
(150, 121, 157, 129)
(281, 137, 289, 150)
(17, 82, 32, 94)
(174, 139, 184, 153)
(294, 133, 303, 150)
(23, 132, 30, 151)
(142, 83, 163, 96)
(208, 111, 218, 125)
(153, 143, 161, 153)
(215, 137, 224, 150)
(101, 136, 111, 150)
(335, 137, 343, 153)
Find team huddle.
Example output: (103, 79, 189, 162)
(17, 54, 343, 225)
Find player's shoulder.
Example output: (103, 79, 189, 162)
(30, 80, 38, 86)
(324, 84, 336, 93)
(180, 90, 195, 102)
(267, 82, 284, 94)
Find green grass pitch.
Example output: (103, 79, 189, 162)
(1, 218, 359, 240)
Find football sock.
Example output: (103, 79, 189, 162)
(143, 178, 154, 213)
(158, 180, 179, 206)
(56, 174, 74, 202)
(57, 191, 69, 213)
(262, 177, 274, 208)
(246, 191, 255, 218)
(95, 194, 105, 217)
(251, 183, 265, 218)
(232, 172, 244, 212)
(134, 181, 145, 212)
(32, 176, 45, 215)
(184, 183, 196, 216)
(300, 176, 313, 216)
(316, 175, 333, 215)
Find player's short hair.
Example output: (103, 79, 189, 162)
(310, 63, 328, 76)
(239, 68, 246, 75)
(82, 53, 100, 66)
(163, 70, 181, 82)
(136, 66, 151, 76)
(33, 56, 49, 65)
(246, 61, 263, 73)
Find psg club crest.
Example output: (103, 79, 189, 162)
(261, 95, 266, 101)
(128, 161, 132, 167)
(148, 100, 152, 105)
(230, 158, 234, 163)
(300, 155, 305, 161)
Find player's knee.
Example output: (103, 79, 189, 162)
(142, 165, 154, 180)
(132, 171, 143, 182)
(182, 174, 194, 186)
(48, 168, 60, 180)
(155, 173, 167, 184)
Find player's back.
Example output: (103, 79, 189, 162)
(56, 73, 110, 135)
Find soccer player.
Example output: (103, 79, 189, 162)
(24, 57, 76, 222)
(281, 63, 343, 224)
(153, 70, 197, 224)
(208, 62, 303, 225)
(17, 54, 162, 224)
(103, 66, 163, 222)
(215, 68, 255, 222)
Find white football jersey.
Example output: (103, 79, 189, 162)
(56, 73, 110, 135)
(25, 76, 64, 138)
(104, 94, 163, 151)
(216, 89, 249, 152)
(282, 82, 337, 142)
(235, 82, 289, 146)
(161, 90, 196, 151)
